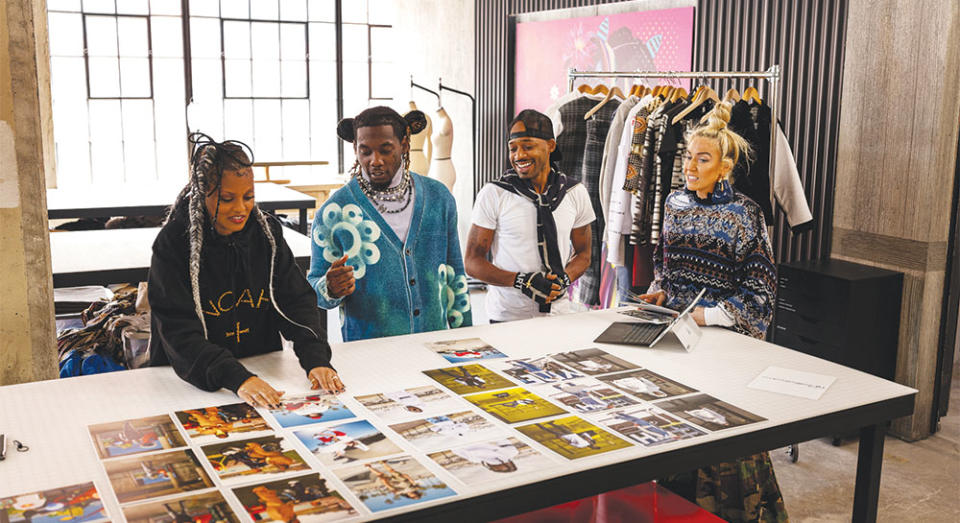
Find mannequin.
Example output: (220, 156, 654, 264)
(429, 107, 456, 191)
(407, 101, 432, 175)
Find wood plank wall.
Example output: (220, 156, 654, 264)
(833, 0, 960, 440)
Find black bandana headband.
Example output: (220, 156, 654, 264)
(507, 109, 562, 165)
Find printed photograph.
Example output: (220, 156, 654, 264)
(0, 482, 106, 523)
(549, 348, 640, 376)
(201, 435, 310, 486)
(426, 437, 555, 484)
(268, 394, 356, 428)
(656, 393, 766, 432)
(423, 364, 515, 395)
(388, 410, 502, 451)
(515, 416, 633, 460)
(424, 337, 508, 363)
(122, 491, 239, 523)
(335, 456, 456, 513)
(173, 402, 272, 444)
(596, 369, 698, 401)
(354, 385, 462, 422)
(463, 387, 567, 424)
(294, 420, 404, 468)
(103, 448, 214, 504)
(233, 473, 359, 522)
(88, 414, 186, 459)
(489, 357, 585, 384)
(534, 378, 639, 413)
(592, 404, 707, 447)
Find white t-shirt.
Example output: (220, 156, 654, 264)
(471, 183, 596, 322)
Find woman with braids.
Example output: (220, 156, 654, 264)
(148, 134, 343, 409)
(639, 103, 787, 522)
(307, 106, 472, 341)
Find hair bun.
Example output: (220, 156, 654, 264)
(336, 118, 356, 142)
(404, 110, 428, 135)
(700, 101, 733, 131)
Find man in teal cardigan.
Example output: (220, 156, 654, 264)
(307, 106, 472, 341)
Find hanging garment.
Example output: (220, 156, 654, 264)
(773, 129, 814, 230)
(606, 96, 654, 266)
(555, 97, 598, 181)
(547, 91, 603, 137)
(598, 95, 640, 224)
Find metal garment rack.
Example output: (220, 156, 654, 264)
(439, 78, 477, 193)
(567, 66, 781, 213)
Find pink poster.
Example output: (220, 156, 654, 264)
(514, 7, 695, 113)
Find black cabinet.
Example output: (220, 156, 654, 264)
(773, 259, 903, 381)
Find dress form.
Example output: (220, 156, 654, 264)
(429, 106, 456, 191)
(407, 101, 432, 175)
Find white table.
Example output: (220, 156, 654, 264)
(0, 309, 915, 522)
(49, 226, 313, 288)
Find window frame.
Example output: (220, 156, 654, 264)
(82, 12, 155, 100)
(218, 17, 311, 100)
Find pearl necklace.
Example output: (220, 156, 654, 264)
(357, 169, 413, 214)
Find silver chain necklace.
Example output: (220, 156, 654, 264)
(356, 169, 413, 214)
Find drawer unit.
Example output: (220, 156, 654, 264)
(773, 259, 903, 381)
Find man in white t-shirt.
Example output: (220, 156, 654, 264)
(465, 109, 595, 322)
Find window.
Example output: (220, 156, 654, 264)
(46, 0, 394, 187)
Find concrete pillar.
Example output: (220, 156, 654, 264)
(833, 0, 960, 439)
(0, 0, 58, 384)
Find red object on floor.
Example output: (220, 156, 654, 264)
(491, 482, 724, 523)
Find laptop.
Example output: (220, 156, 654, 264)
(594, 288, 707, 350)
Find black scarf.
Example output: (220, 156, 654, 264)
(492, 168, 573, 311)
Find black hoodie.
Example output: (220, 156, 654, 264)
(148, 206, 332, 392)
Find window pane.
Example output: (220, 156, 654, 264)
(153, 60, 188, 184)
(224, 59, 252, 97)
(223, 21, 251, 59)
(188, 0, 219, 17)
(341, 23, 368, 62)
(190, 57, 222, 101)
(88, 56, 121, 97)
(119, 57, 152, 97)
(280, 23, 306, 60)
(85, 16, 118, 57)
(150, 0, 181, 16)
(152, 57, 185, 103)
(121, 100, 158, 182)
(251, 22, 280, 59)
(223, 99, 254, 150)
(307, 0, 334, 22)
(369, 25, 393, 62)
(341, 60, 369, 115)
(367, 0, 395, 25)
(151, 16, 183, 58)
(280, 0, 307, 21)
(190, 17, 221, 59)
(252, 59, 281, 97)
(82, 0, 115, 14)
(308, 22, 335, 61)
(250, 0, 279, 20)
(253, 99, 282, 159)
(341, 0, 367, 23)
(280, 60, 307, 98)
(117, 17, 149, 58)
(48, 13, 84, 57)
(88, 99, 124, 184)
(50, 56, 91, 186)
(48, 0, 82, 11)
(220, 0, 249, 19)
(281, 99, 310, 159)
(117, 0, 149, 15)
(370, 62, 393, 99)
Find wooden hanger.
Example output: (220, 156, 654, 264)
(742, 86, 762, 104)
(669, 87, 688, 103)
(583, 85, 625, 119)
(672, 85, 719, 125)
(724, 88, 741, 103)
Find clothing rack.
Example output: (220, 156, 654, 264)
(566, 66, 780, 212)
(410, 76, 441, 103)
(439, 78, 477, 193)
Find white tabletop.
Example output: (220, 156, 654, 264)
(0, 309, 915, 521)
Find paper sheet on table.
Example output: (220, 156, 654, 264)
(747, 366, 836, 400)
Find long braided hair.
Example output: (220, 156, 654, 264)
(166, 132, 319, 341)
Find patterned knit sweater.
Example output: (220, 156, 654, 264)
(648, 186, 777, 339)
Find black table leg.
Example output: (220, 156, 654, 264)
(299, 208, 308, 234)
(852, 423, 886, 522)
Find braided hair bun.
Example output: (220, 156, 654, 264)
(337, 106, 427, 143)
(688, 101, 752, 167)
(699, 100, 733, 131)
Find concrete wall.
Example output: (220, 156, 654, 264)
(833, 0, 960, 439)
(0, 0, 58, 385)
(391, 0, 476, 251)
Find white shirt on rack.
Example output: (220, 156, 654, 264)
(606, 95, 653, 266)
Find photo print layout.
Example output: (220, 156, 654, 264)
(267, 393, 356, 428)
(533, 378, 639, 413)
(122, 491, 239, 523)
(354, 385, 462, 423)
(233, 472, 359, 522)
(201, 435, 310, 486)
(335, 455, 456, 513)
(102, 448, 214, 504)
(388, 410, 502, 451)
(424, 337, 508, 363)
(488, 356, 585, 385)
(656, 393, 766, 432)
(549, 348, 639, 376)
(294, 419, 404, 468)
(0, 482, 106, 523)
(592, 403, 707, 447)
(88, 414, 186, 459)
(596, 369, 698, 402)
(422, 364, 515, 395)
(515, 416, 633, 460)
(463, 387, 566, 424)
(173, 402, 272, 444)
(426, 436, 555, 484)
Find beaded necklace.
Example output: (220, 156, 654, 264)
(356, 168, 413, 214)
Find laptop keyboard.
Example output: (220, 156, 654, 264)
(622, 323, 667, 345)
